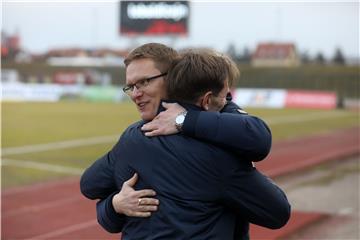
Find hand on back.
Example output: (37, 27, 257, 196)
(112, 173, 159, 217)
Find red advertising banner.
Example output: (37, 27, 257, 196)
(285, 90, 337, 109)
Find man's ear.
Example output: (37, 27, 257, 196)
(201, 91, 213, 110)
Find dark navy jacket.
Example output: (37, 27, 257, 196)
(81, 101, 272, 200)
(80, 103, 290, 239)
(182, 101, 271, 162)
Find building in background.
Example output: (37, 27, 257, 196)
(251, 42, 301, 67)
(1, 31, 21, 58)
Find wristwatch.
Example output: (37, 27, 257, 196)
(175, 111, 187, 131)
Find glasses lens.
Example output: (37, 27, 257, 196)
(123, 86, 132, 95)
(123, 72, 166, 96)
(137, 79, 148, 89)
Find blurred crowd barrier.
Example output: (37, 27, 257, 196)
(2, 81, 348, 110)
(1, 82, 126, 102)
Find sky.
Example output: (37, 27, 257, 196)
(2, 1, 359, 59)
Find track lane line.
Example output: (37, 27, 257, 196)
(25, 220, 98, 240)
(3, 196, 83, 218)
(2, 177, 79, 196)
(1, 158, 84, 175)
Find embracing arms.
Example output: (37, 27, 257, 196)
(80, 134, 159, 219)
(96, 174, 158, 233)
(81, 101, 271, 200)
(142, 102, 272, 161)
(96, 167, 291, 233)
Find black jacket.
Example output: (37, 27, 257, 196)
(81, 102, 290, 239)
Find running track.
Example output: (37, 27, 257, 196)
(2, 127, 359, 239)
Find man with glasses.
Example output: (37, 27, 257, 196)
(81, 43, 272, 214)
(80, 44, 289, 238)
(86, 49, 290, 239)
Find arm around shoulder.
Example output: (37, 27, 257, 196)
(182, 107, 272, 161)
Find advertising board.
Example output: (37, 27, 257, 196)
(120, 1, 189, 36)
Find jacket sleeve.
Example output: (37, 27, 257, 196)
(80, 139, 121, 200)
(80, 122, 142, 200)
(182, 101, 272, 162)
(96, 192, 126, 233)
(222, 168, 291, 229)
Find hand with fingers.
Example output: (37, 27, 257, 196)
(112, 173, 159, 217)
(141, 102, 186, 137)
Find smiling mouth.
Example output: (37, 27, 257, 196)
(137, 102, 148, 111)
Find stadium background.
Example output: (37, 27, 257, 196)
(1, 1, 359, 239)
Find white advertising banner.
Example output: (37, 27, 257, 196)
(1, 83, 83, 102)
(2, 83, 62, 102)
(232, 88, 287, 108)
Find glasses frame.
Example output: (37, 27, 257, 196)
(122, 72, 167, 95)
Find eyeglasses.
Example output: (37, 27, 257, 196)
(123, 72, 167, 95)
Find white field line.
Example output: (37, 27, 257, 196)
(25, 220, 98, 240)
(266, 111, 350, 125)
(1, 158, 83, 175)
(1, 111, 352, 157)
(2, 111, 351, 176)
(2, 134, 119, 156)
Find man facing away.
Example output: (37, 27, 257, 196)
(87, 49, 290, 239)
(81, 43, 274, 217)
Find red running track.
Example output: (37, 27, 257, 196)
(2, 127, 359, 239)
(257, 127, 359, 177)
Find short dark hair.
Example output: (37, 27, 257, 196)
(167, 49, 239, 103)
(124, 43, 179, 73)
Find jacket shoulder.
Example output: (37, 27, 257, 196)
(221, 101, 248, 114)
(122, 120, 144, 135)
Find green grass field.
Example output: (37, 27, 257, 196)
(2, 101, 359, 188)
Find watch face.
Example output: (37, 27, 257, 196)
(176, 115, 185, 124)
